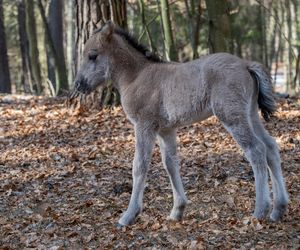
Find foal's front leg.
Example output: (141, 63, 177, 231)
(118, 124, 156, 226)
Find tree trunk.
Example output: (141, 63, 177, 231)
(292, 0, 300, 91)
(160, 0, 177, 61)
(269, 5, 278, 67)
(138, 0, 155, 52)
(25, 0, 42, 94)
(256, 4, 268, 66)
(285, 0, 293, 92)
(17, 0, 32, 94)
(66, 0, 75, 88)
(74, 0, 110, 74)
(184, 0, 202, 59)
(74, 0, 126, 106)
(205, 0, 232, 53)
(274, 2, 285, 87)
(46, 3, 56, 92)
(109, 0, 127, 29)
(46, 0, 69, 95)
(260, 4, 268, 67)
(0, 0, 11, 93)
(294, 47, 300, 92)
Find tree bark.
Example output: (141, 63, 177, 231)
(160, 0, 177, 61)
(25, 0, 43, 94)
(0, 0, 11, 93)
(184, 0, 202, 59)
(74, 0, 126, 106)
(74, 0, 110, 74)
(292, 0, 300, 90)
(66, 0, 75, 88)
(45, 0, 69, 95)
(269, 4, 278, 67)
(294, 47, 300, 91)
(17, 0, 32, 94)
(260, 4, 268, 67)
(205, 0, 232, 53)
(285, 0, 293, 92)
(109, 0, 127, 29)
(138, 0, 155, 52)
(273, 2, 285, 87)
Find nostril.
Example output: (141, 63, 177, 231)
(75, 81, 81, 89)
(74, 79, 90, 94)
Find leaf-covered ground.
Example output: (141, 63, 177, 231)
(0, 95, 299, 249)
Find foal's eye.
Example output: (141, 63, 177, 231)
(88, 53, 98, 61)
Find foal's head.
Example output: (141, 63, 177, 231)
(74, 21, 115, 94)
(72, 21, 164, 95)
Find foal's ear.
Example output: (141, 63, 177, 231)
(100, 21, 114, 42)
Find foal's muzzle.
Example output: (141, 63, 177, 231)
(75, 79, 91, 94)
(67, 78, 91, 106)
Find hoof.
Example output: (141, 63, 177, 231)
(167, 215, 182, 221)
(253, 203, 271, 220)
(270, 208, 287, 222)
(118, 217, 136, 226)
(167, 208, 185, 221)
(270, 200, 288, 222)
(118, 208, 141, 226)
(116, 223, 126, 229)
(270, 213, 282, 222)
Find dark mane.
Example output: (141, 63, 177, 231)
(94, 27, 164, 63)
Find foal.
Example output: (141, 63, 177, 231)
(70, 22, 289, 226)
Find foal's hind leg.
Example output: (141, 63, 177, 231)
(251, 112, 289, 221)
(158, 129, 187, 221)
(214, 110, 271, 219)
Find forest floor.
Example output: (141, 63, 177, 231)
(0, 95, 299, 249)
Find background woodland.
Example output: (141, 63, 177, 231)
(0, 0, 300, 100)
(1, 1, 300, 248)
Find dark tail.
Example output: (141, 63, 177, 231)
(247, 62, 276, 121)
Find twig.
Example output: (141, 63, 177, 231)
(138, 14, 159, 43)
(254, 0, 297, 61)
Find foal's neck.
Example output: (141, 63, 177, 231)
(110, 40, 150, 91)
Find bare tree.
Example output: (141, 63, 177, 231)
(66, 0, 75, 88)
(138, 0, 155, 52)
(17, 0, 32, 93)
(74, 0, 126, 106)
(25, 0, 43, 94)
(74, 0, 110, 74)
(184, 0, 202, 59)
(285, 0, 293, 91)
(0, 0, 11, 93)
(205, 0, 232, 53)
(292, 0, 300, 91)
(160, 0, 177, 61)
(46, 0, 69, 95)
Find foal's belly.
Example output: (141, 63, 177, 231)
(160, 107, 213, 129)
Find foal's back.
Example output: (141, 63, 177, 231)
(140, 53, 256, 129)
